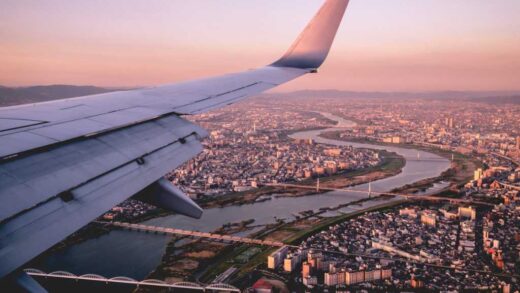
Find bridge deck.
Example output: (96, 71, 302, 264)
(97, 221, 286, 247)
(24, 268, 240, 292)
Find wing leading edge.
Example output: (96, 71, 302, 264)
(0, 0, 349, 282)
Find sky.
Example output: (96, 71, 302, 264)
(1, 0, 519, 91)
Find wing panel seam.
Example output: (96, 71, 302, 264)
(0, 132, 201, 226)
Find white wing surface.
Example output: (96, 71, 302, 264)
(0, 0, 349, 282)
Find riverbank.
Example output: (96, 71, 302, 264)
(194, 197, 408, 287)
(133, 149, 405, 284)
(197, 149, 405, 209)
(29, 141, 405, 272)
(182, 136, 476, 286)
(319, 131, 482, 195)
(141, 193, 404, 286)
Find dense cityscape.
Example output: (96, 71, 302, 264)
(166, 111, 380, 198)
(4, 0, 520, 291)
(83, 94, 520, 292)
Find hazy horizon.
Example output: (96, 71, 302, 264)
(1, 0, 520, 91)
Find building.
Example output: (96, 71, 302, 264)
(394, 136, 405, 143)
(324, 148, 341, 156)
(474, 168, 484, 181)
(314, 166, 325, 175)
(102, 213, 116, 220)
(411, 276, 425, 288)
(302, 262, 311, 278)
(384, 136, 405, 144)
(307, 251, 324, 270)
(283, 252, 303, 272)
(343, 267, 391, 286)
(373, 241, 423, 262)
(324, 272, 339, 286)
(364, 269, 381, 282)
(267, 246, 288, 269)
(458, 206, 477, 220)
(440, 207, 458, 220)
(381, 268, 392, 279)
(399, 208, 418, 218)
(337, 269, 346, 284)
(303, 276, 318, 287)
(283, 256, 295, 272)
(421, 211, 437, 227)
(445, 117, 454, 128)
(345, 270, 365, 285)
(251, 279, 273, 293)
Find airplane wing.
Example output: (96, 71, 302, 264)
(0, 0, 349, 284)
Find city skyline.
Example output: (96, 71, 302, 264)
(1, 0, 520, 91)
(1, 1, 519, 291)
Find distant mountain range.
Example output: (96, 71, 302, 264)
(0, 85, 122, 106)
(266, 89, 520, 104)
(1, 85, 519, 107)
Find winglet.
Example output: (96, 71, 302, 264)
(271, 0, 349, 70)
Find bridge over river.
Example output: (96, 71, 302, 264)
(24, 268, 240, 292)
(97, 221, 286, 247)
(265, 183, 496, 207)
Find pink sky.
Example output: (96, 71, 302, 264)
(1, 0, 519, 91)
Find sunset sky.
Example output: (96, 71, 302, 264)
(1, 0, 519, 91)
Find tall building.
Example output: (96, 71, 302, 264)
(365, 269, 382, 281)
(283, 257, 294, 272)
(324, 272, 338, 286)
(474, 168, 484, 181)
(411, 276, 425, 288)
(302, 262, 311, 279)
(381, 268, 392, 279)
(445, 117, 454, 128)
(267, 246, 288, 269)
(303, 276, 318, 287)
(284, 252, 303, 272)
(337, 269, 346, 284)
(345, 270, 365, 285)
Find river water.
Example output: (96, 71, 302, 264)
(34, 113, 451, 279)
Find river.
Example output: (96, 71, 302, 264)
(33, 113, 451, 279)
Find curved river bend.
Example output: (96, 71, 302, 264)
(36, 113, 450, 279)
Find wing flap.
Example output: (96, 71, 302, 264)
(0, 135, 204, 278)
(0, 116, 207, 277)
(0, 115, 207, 222)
